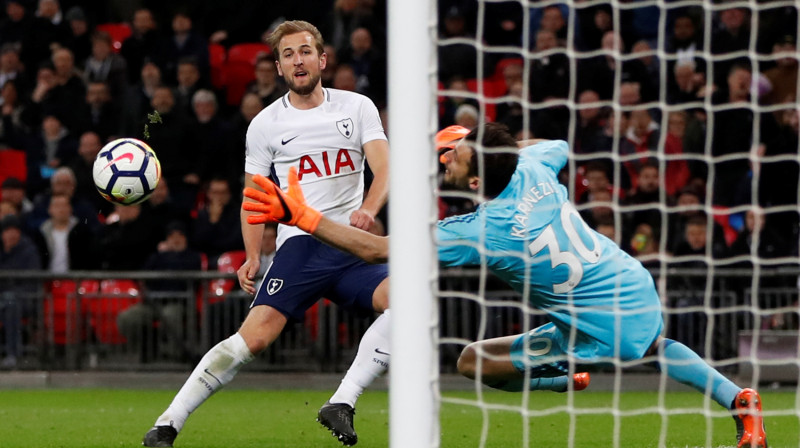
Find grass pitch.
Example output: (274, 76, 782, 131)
(0, 388, 797, 447)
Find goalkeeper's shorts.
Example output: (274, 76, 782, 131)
(252, 235, 388, 322)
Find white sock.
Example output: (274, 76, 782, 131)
(155, 333, 254, 432)
(329, 310, 391, 408)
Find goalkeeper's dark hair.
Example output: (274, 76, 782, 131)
(464, 122, 519, 199)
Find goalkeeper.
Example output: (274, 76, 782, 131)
(243, 122, 767, 448)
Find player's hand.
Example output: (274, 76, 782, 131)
(349, 209, 374, 231)
(242, 167, 322, 233)
(238, 257, 260, 295)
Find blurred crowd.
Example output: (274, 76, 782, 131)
(0, 0, 797, 278)
(437, 1, 799, 271)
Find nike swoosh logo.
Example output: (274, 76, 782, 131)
(374, 348, 390, 356)
(281, 135, 299, 145)
(275, 189, 293, 223)
(204, 368, 222, 385)
(102, 152, 134, 170)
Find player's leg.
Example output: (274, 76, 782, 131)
(648, 336, 767, 447)
(145, 236, 327, 447)
(319, 259, 390, 446)
(143, 305, 285, 447)
(457, 323, 590, 392)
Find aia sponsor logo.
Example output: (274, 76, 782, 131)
(297, 149, 357, 181)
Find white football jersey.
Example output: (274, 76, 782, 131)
(245, 88, 387, 248)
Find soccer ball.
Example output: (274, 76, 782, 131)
(93, 138, 161, 205)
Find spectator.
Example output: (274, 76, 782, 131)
(668, 10, 702, 54)
(533, 4, 568, 46)
(578, 31, 655, 102)
(0, 214, 41, 368)
(246, 54, 286, 108)
(623, 161, 663, 235)
(68, 130, 112, 215)
(438, 5, 480, 83)
(628, 222, 660, 270)
(28, 166, 98, 233)
(156, 10, 210, 87)
(758, 106, 800, 209)
(25, 113, 78, 193)
(0, 177, 32, 215)
(332, 63, 358, 92)
(321, 43, 339, 87)
(98, 203, 158, 270)
(529, 28, 569, 102)
(77, 81, 121, 141)
(174, 57, 207, 120)
(83, 30, 128, 101)
(36, 47, 85, 132)
(141, 178, 191, 243)
(575, 3, 612, 51)
(141, 86, 195, 214)
(0, 79, 35, 145)
(760, 35, 798, 107)
(495, 77, 525, 136)
(121, 60, 161, 137)
(438, 76, 478, 129)
(120, 8, 160, 85)
(709, 63, 754, 206)
(711, 7, 751, 88)
(454, 103, 479, 129)
(579, 187, 615, 231)
(62, 6, 91, 66)
(594, 215, 616, 242)
(620, 108, 659, 188)
(729, 208, 795, 262)
(190, 178, 243, 269)
(32, 192, 96, 271)
(574, 89, 610, 155)
(338, 27, 386, 106)
(0, 43, 27, 95)
(668, 58, 705, 105)
(23, 0, 69, 72)
(0, 1, 32, 56)
(117, 220, 202, 361)
(662, 110, 692, 196)
(186, 89, 236, 187)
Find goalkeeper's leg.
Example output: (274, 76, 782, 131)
(457, 325, 590, 393)
(650, 337, 767, 447)
(143, 306, 286, 447)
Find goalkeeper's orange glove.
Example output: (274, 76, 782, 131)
(242, 167, 322, 233)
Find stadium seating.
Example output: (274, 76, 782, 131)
(96, 23, 132, 53)
(222, 61, 255, 106)
(227, 43, 271, 65)
(208, 250, 247, 301)
(0, 149, 27, 186)
(85, 279, 141, 345)
(44, 280, 83, 345)
(209, 43, 227, 89)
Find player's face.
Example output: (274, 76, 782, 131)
(440, 140, 477, 191)
(276, 32, 326, 96)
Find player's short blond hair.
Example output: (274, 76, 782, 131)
(267, 20, 325, 60)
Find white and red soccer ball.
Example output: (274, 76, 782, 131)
(92, 138, 161, 205)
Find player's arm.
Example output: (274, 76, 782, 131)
(243, 169, 389, 264)
(238, 172, 265, 294)
(352, 138, 389, 230)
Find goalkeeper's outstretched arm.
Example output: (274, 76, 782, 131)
(242, 168, 389, 264)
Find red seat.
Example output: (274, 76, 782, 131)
(209, 43, 227, 89)
(44, 280, 81, 345)
(0, 149, 27, 188)
(209, 250, 247, 299)
(86, 279, 141, 344)
(222, 61, 256, 106)
(227, 43, 271, 65)
(96, 23, 132, 53)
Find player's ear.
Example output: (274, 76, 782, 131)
(319, 51, 327, 70)
(275, 60, 283, 77)
(468, 176, 481, 192)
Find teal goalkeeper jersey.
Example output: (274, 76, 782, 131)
(436, 140, 662, 360)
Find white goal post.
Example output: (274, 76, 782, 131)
(387, 0, 439, 447)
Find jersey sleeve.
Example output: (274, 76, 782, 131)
(436, 213, 483, 267)
(244, 114, 273, 175)
(358, 97, 388, 146)
(520, 140, 569, 174)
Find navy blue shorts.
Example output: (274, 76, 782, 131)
(252, 235, 388, 322)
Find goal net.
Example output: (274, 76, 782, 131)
(420, 1, 800, 447)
